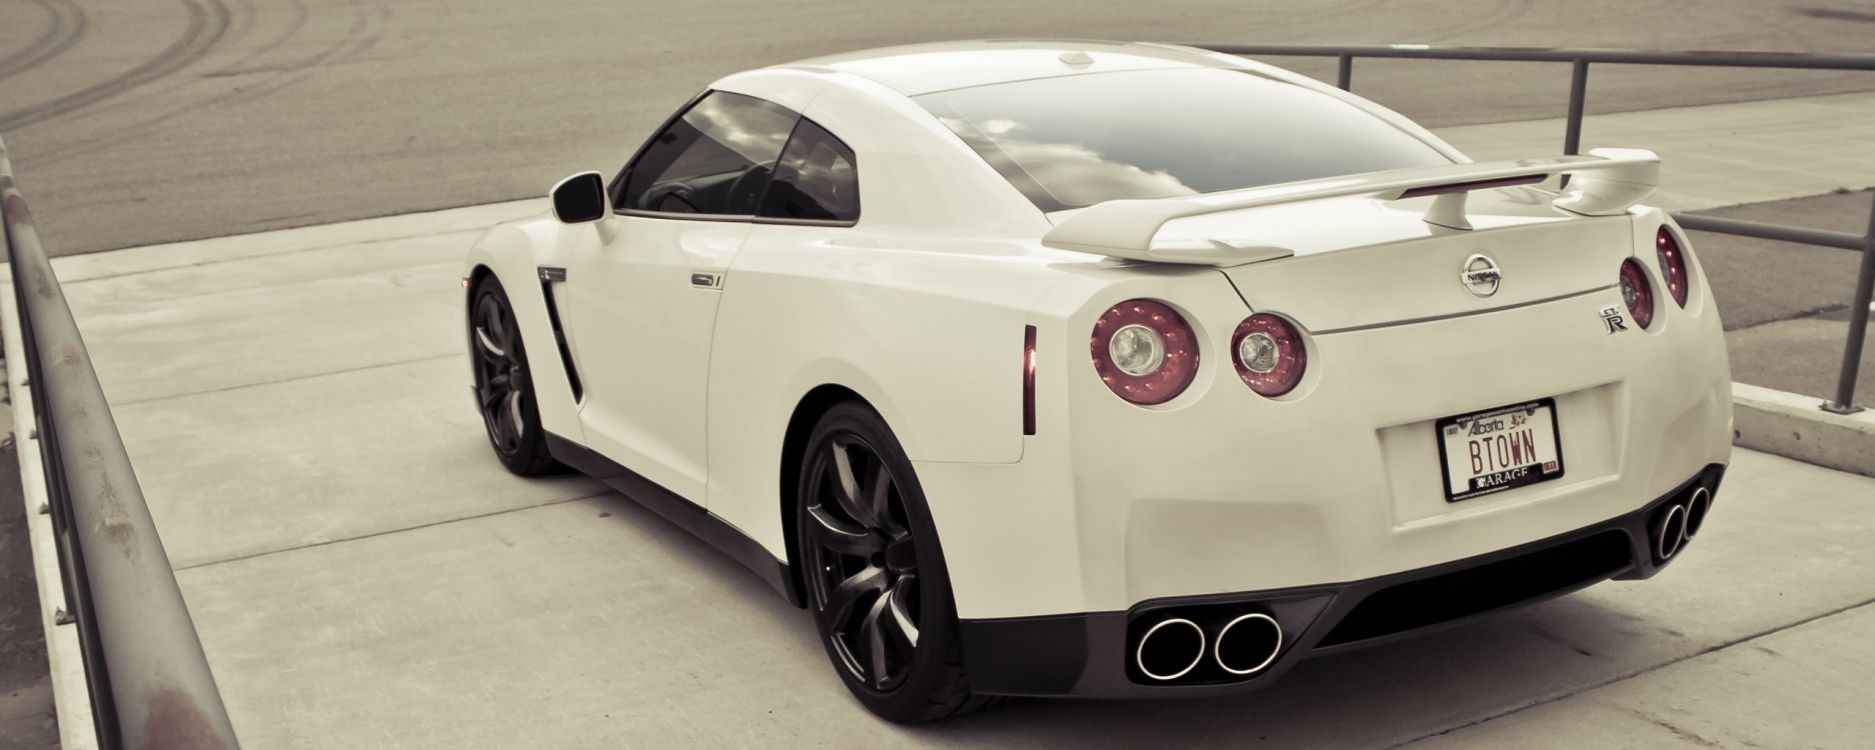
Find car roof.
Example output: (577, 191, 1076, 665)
(777, 39, 1236, 96)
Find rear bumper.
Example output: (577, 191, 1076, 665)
(957, 464, 1724, 698)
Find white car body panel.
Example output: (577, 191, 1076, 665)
(463, 40, 1732, 692)
(926, 211, 1732, 619)
(558, 216, 746, 503)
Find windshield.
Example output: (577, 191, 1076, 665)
(917, 68, 1453, 211)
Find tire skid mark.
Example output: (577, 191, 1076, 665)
(210, 0, 311, 76)
(209, 0, 263, 67)
(12, 0, 264, 130)
(18, 0, 390, 169)
(207, 0, 383, 78)
(0, 0, 233, 132)
(0, 0, 89, 83)
(0, 0, 61, 79)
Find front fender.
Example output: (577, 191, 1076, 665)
(464, 217, 584, 441)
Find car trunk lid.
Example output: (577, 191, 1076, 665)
(1196, 192, 1636, 332)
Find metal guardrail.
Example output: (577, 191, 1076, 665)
(1199, 43, 1875, 414)
(1, 135, 240, 748)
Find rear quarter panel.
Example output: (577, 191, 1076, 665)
(704, 229, 1066, 556)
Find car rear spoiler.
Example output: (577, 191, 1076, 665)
(1041, 148, 1659, 266)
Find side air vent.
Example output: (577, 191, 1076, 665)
(536, 267, 583, 401)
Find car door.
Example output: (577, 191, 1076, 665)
(701, 116, 864, 533)
(558, 91, 800, 504)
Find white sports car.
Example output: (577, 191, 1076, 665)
(462, 40, 1732, 721)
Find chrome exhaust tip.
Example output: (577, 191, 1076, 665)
(1656, 503, 1687, 560)
(1135, 617, 1206, 681)
(1213, 612, 1283, 676)
(1684, 487, 1711, 539)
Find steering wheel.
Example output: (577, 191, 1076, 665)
(723, 164, 772, 214)
(640, 183, 701, 213)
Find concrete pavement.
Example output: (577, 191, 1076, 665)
(6, 89, 1870, 746)
(46, 234, 1875, 746)
(161, 450, 1875, 749)
(3, 0, 1875, 256)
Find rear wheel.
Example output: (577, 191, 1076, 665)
(469, 275, 558, 476)
(796, 402, 997, 722)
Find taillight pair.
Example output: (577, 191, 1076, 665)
(1619, 227, 1691, 329)
(1090, 299, 1306, 405)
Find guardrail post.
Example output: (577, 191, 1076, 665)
(1824, 195, 1875, 414)
(1337, 54, 1353, 90)
(1563, 59, 1589, 155)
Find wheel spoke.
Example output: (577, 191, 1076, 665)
(830, 440, 886, 529)
(859, 593, 892, 688)
(506, 391, 525, 440)
(474, 326, 506, 360)
(498, 309, 519, 357)
(807, 505, 883, 556)
(822, 565, 885, 628)
(885, 576, 920, 650)
(478, 300, 503, 345)
(829, 441, 865, 517)
(490, 396, 515, 447)
(865, 462, 898, 535)
(479, 384, 504, 410)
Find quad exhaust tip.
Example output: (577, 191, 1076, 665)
(1684, 487, 1711, 539)
(1135, 618, 1206, 681)
(1214, 613, 1283, 676)
(1656, 503, 1687, 561)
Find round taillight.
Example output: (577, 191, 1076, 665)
(1619, 258, 1655, 330)
(1091, 299, 1199, 405)
(1232, 313, 1307, 397)
(1655, 227, 1689, 308)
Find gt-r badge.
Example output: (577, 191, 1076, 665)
(1460, 254, 1502, 297)
(1600, 304, 1629, 333)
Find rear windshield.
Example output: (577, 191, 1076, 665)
(917, 68, 1452, 211)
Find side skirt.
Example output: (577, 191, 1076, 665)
(545, 432, 801, 607)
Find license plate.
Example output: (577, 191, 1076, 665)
(1435, 398, 1565, 502)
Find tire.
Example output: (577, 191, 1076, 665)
(795, 402, 999, 722)
(468, 275, 559, 476)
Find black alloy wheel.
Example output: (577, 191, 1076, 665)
(797, 403, 997, 722)
(804, 433, 923, 690)
(469, 276, 557, 475)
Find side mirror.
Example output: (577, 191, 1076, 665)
(551, 172, 611, 224)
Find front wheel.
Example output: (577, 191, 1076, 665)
(469, 275, 559, 476)
(796, 402, 998, 722)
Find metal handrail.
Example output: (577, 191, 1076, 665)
(1, 134, 240, 748)
(1196, 43, 1875, 414)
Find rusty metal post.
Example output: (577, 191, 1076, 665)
(1, 134, 240, 749)
(1825, 195, 1875, 414)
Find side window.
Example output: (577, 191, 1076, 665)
(618, 92, 799, 216)
(758, 119, 860, 223)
